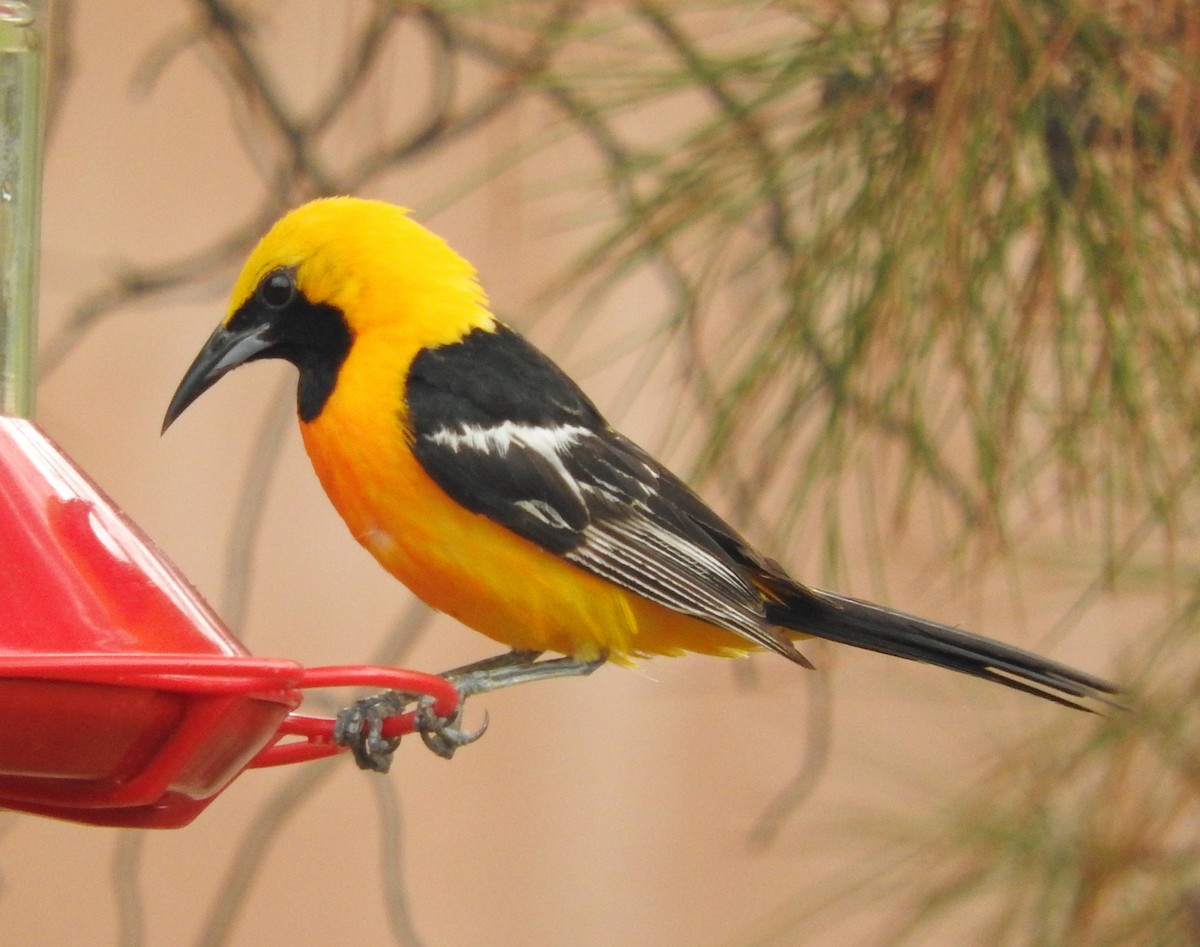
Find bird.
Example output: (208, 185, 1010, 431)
(163, 197, 1118, 768)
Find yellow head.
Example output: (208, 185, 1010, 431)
(163, 197, 493, 428)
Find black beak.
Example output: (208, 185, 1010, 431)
(162, 321, 275, 433)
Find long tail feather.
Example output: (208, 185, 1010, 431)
(769, 588, 1120, 710)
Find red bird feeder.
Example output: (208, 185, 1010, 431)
(0, 3, 453, 828)
(0, 417, 457, 828)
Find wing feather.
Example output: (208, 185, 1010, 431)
(405, 325, 803, 658)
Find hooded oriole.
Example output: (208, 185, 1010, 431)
(163, 197, 1117, 765)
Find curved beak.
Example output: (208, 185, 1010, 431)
(162, 322, 275, 433)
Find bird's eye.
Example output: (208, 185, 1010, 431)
(257, 269, 296, 310)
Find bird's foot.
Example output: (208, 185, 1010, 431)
(334, 689, 489, 770)
(334, 690, 407, 773)
(412, 693, 489, 760)
(417, 651, 604, 758)
(334, 650, 607, 771)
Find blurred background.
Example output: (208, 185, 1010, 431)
(5, 1, 1195, 944)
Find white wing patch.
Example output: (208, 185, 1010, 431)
(428, 420, 592, 504)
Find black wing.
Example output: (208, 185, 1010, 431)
(405, 324, 806, 661)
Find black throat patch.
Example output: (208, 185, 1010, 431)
(226, 293, 354, 423)
(288, 301, 353, 423)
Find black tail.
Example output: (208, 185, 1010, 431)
(768, 588, 1120, 710)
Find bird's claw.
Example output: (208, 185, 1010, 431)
(334, 689, 488, 770)
(413, 695, 489, 760)
(334, 691, 408, 773)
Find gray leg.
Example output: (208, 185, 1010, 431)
(447, 652, 606, 697)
